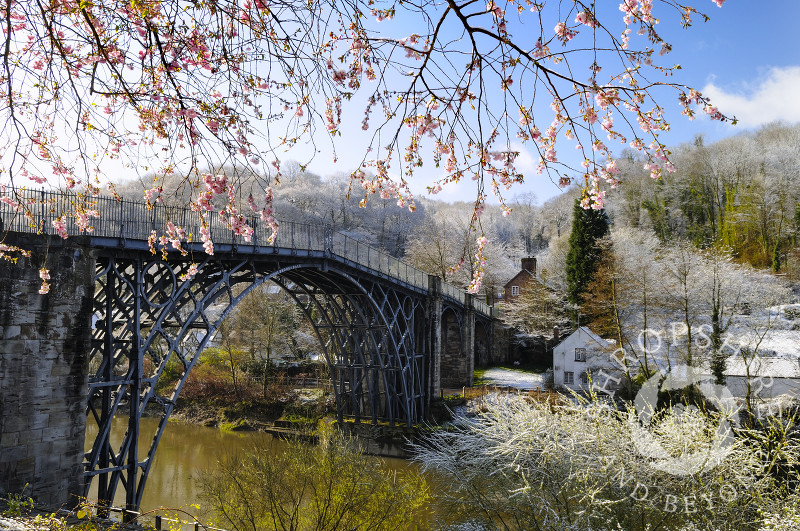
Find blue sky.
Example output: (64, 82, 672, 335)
(654, 1, 800, 145)
(301, 1, 800, 205)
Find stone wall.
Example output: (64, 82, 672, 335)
(0, 235, 94, 508)
(440, 310, 470, 388)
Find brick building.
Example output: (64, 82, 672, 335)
(503, 257, 538, 301)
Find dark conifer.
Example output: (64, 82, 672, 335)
(565, 198, 610, 307)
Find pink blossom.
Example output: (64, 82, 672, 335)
(52, 217, 68, 239)
(75, 209, 99, 233)
(38, 268, 50, 294)
(554, 22, 575, 41)
(144, 187, 161, 201)
(27, 173, 47, 184)
(200, 224, 214, 255)
(575, 11, 596, 28)
(180, 263, 199, 281)
(204, 173, 228, 194)
(486, 1, 504, 18)
(704, 105, 722, 120)
(532, 39, 547, 59)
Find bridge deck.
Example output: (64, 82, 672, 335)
(0, 188, 492, 317)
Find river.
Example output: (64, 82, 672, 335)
(85, 417, 418, 526)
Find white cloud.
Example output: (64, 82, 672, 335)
(509, 141, 538, 176)
(702, 66, 800, 127)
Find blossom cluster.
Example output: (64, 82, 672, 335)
(467, 235, 488, 293)
(0, 0, 730, 295)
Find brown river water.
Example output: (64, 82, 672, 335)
(84, 416, 420, 526)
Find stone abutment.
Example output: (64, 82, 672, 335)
(0, 234, 95, 508)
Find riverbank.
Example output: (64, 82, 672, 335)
(164, 366, 553, 452)
(167, 387, 467, 458)
(169, 385, 333, 429)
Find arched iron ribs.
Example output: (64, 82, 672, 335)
(84, 254, 430, 511)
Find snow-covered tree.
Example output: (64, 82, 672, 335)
(500, 277, 568, 339)
(413, 394, 798, 530)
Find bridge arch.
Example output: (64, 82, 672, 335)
(86, 254, 427, 510)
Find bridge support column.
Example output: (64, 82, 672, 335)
(427, 276, 442, 402)
(464, 294, 475, 387)
(0, 235, 94, 508)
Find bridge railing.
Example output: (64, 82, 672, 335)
(330, 231, 428, 291)
(0, 188, 492, 315)
(441, 282, 466, 305)
(474, 298, 492, 315)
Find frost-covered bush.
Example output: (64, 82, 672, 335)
(414, 394, 800, 530)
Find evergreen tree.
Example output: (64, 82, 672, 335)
(565, 199, 610, 307)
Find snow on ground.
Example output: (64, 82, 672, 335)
(478, 368, 546, 390)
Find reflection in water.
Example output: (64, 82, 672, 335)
(85, 417, 418, 523)
(85, 417, 278, 520)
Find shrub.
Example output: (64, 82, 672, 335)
(413, 394, 800, 530)
(181, 363, 258, 402)
(199, 425, 430, 530)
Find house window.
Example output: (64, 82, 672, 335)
(580, 371, 589, 385)
(574, 348, 586, 362)
(564, 371, 574, 385)
(511, 285, 520, 296)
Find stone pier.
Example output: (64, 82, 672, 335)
(0, 234, 95, 508)
(427, 276, 475, 392)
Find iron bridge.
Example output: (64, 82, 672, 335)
(0, 189, 494, 511)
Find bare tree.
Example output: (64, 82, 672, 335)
(0, 1, 732, 293)
(658, 240, 707, 366)
(413, 394, 797, 530)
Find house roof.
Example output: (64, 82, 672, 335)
(711, 357, 800, 379)
(555, 326, 614, 351)
(503, 269, 537, 289)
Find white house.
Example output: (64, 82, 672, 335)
(701, 356, 800, 399)
(553, 326, 617, 391)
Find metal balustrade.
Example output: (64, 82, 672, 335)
(0, 188, 492, 316)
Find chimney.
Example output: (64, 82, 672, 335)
(521, 256, 537, 275)
(553, 326, 560, 343)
